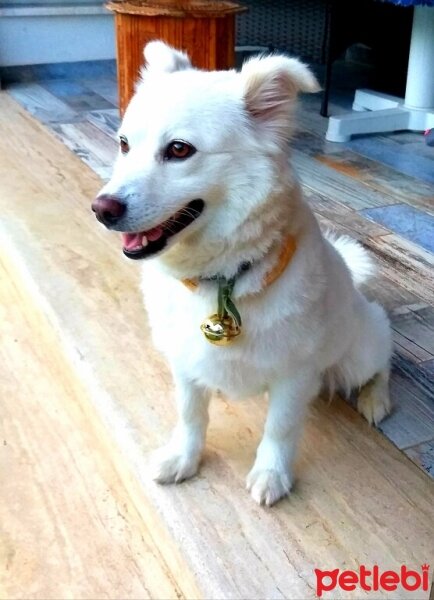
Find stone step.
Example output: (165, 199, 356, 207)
(1, 92, 432, 599)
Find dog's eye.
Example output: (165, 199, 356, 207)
(165, 140, 196, 161)
(119, 135, 130, 155)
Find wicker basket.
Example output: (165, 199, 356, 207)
(107, 0, 246, 17)
(236, 0, 329, 63)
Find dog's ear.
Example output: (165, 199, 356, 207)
(143, 40, 192, 73)
(241, 54, 320, 145)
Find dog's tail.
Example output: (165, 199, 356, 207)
(325, 233, 376, 287)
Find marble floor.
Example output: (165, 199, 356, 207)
(4, 58, 434, 479)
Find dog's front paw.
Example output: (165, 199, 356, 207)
(151, 445, 200, 484)
(246, 468, 292, 506)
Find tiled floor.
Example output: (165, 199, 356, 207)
(362, 204, 434, 254)
(5, 59, 434, 479)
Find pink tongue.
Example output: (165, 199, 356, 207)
(146, 226, 164, 242)
(122, 232, 146, 251)
(121, 227, 164, 250)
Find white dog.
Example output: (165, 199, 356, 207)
(92, 41, 392, 506)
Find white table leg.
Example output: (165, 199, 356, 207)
(326, 5, 434, 142)
(405, 5, 434, 109)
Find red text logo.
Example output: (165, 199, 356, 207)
(315, 564, 430, 597)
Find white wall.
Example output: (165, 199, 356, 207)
(0, 2, 115, 66)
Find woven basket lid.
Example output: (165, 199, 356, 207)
(106, 0, 247, 17)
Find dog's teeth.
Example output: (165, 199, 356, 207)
(122, 232, 148, 251)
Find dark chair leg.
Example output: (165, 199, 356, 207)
(320, 56, 333, 117)
(320, 0, 335, 117)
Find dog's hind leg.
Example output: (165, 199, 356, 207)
(357, 368, 391, 425)
(151, 374, 210, 484)
(247, 370, 321, 506)
(338, 298, 392, 425)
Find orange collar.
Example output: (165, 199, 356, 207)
(182, 235, 297, 292)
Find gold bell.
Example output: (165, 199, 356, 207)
(200, 313, 241, 346)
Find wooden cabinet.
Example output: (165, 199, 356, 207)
(107, 1, 246, 114)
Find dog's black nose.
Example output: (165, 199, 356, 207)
(92, 194, 126, 226)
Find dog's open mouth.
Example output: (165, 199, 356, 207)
(122, 199, 204, 260)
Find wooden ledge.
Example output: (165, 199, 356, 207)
(0, 2, 109, 17)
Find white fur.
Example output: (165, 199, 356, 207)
(325, 232, 376, 287)
(98, 43, 392, 506)
(143, 40, 192, 74)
